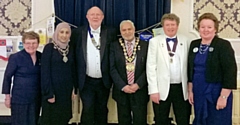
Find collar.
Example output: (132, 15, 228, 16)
(165, 35, 177, 39)
(124, 38, 136, 46)
(90, 26, 101, 34)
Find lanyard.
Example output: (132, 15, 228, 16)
(88, 26, 101, 50)
(166, 38, 178, 57)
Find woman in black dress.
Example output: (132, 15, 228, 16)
(40, 22, 77, 125)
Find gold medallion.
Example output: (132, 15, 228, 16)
(126, 63, 135, 71)
(53, 41, 69, 63)
(63, 56, 68, 63)
(119, 37, 139, 63)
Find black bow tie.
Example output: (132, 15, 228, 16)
(166, 38, 176, 42)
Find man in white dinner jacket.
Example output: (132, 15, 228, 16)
(146, 13, 191, 125)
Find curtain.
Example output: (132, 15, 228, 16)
(54, 0, 171, 30)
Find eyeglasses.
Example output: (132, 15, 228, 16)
(23, 42, 39, 46)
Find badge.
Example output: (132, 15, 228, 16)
(126, 63, 135, 72)
(193, 47, 198, 53)
(138, 45, 141, 50)
(209, 47, 214, 52)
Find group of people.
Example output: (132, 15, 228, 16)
(1, 6, 237, 125)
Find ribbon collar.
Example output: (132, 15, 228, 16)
(88, 26, 101, 50)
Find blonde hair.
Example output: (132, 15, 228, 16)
(161, 13, 180, 26)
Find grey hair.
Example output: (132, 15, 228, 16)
(119, 20, 135, 29)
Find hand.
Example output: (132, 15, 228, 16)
(122, 85, 135, 94)
(48, 96, 55, 103)
(188, 91, 194, 105)
(4, 98, 11, 108)
(216, 96, 227, 110)
(129, 83, 139, 92)
(72, 89, 77, 100)
(150, 93, 160, 104)
(72, 92, 77, 100)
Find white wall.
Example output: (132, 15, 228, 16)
(171, 0, 199, 40)
(171, 1, 240, 77)
(32, 0, 54, 29)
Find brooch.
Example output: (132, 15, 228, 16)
(193, 47, 198, 53)
(209, 47, 214, 52)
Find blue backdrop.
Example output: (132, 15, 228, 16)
(54, 0, 171, 30)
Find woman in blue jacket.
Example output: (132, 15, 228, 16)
(1, 31, 41, 125)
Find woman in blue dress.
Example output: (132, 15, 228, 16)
(40, 22, 77, 125)
(188, 13, 237, 125)
(1, 31, 41, 125)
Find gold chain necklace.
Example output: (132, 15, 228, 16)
(53, 41, 69, 63)
(119, 37, 139, 63)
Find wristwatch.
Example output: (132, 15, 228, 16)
(220, 95, 228, 99)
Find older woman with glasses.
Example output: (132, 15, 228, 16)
(2, 31, 41, 125)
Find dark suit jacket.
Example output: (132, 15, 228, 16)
(110, 38, 149, 105)
(2, 49, 41, 104)
(188, 36, 237, 89)
(71, 25, 116, 91)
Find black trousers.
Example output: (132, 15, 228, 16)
(153, 83, 191, 125)
(116, 94, 148, 125)
(80, 76, 110, 125)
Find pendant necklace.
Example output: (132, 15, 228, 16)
(119, 37, 139, 72)
(53, 42, 69, 63)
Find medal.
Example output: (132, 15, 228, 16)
(89, 27, 101, 50)
(170, 58, 173, 63)
(119, 37, 139, 63)
(63, 54, 68, 63)
(53, 41, 69, 63)
(126, 63, 135, 71)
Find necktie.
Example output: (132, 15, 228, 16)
(127, 42, 133, 56)
(166, 38, 176, 42)
(126, 42, 134, 84)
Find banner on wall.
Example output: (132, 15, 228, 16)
(35, 28, 47, 45)
(47, 17, 55, 38)
(139, 32, 153, 42)
(0, 39, 13, 61)
(152, 27, 164, 36)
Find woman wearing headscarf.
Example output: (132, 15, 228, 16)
(40, 22, 77, 125)
(2, 31, 41, 125)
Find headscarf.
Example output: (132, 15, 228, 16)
(52, 22, 71, 49)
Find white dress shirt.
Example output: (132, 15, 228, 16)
(86, 26, 102, 78)
(167, 36, 182, 84)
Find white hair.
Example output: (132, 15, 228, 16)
(119, 20, 135, 29)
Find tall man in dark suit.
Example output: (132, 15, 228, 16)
(71, 6, 116, 125)
(110, 20, 149, 125)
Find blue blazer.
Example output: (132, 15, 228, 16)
(1, 49, 41, 104)
(71, 25, 117, 91)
